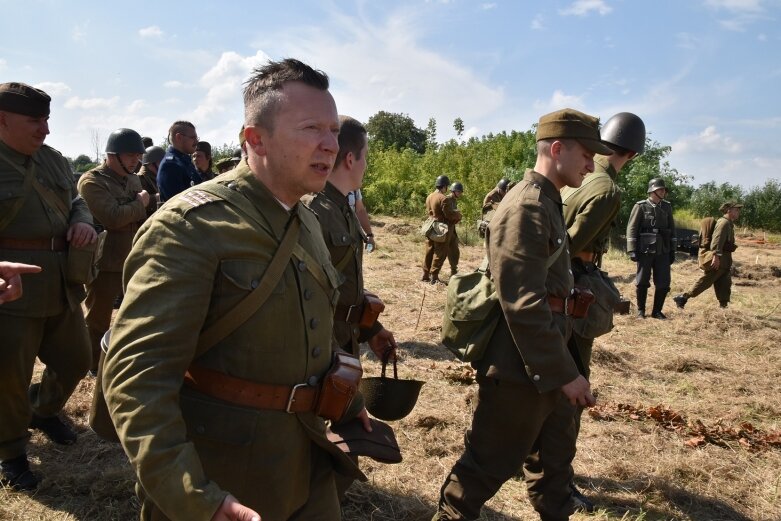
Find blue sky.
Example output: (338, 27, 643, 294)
(2, 0, 779, 188)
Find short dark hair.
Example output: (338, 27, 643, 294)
(335, 116, 367, 168)
(243, 58, 329, 133)
(168, 121, 195, 143)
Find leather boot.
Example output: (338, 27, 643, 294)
(0, 454, 39, 491)
(651, 290, 669, 319)
(421, 270, 430, 282)
(30, 414, 77, 445)
(636, 287, 648, 318)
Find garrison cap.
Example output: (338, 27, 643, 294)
(0, 82, 51, 117)
(536, 108, 613, 156)
(719, 201, 743, 213)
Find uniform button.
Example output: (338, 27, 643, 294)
(566, 249, 570, 254)
(250, 279, 259, 289)
(341, 234, 348, 242)
(303, 289, 313, 300)
(307, 375, 319, 386)
(310, 318, 319, 329)
(196, 425, 206, 434)
(311, 346, 321, 357)
(568, 269, 573, 275)
(298, 261, 306, 272)
(228, 182, 238, 190)
(557, 238, 562, 244)
(533, 375, 540, 382)
(353, 327, 360, 336)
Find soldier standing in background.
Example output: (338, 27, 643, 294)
(445, 181, 463, 276)
(627, 178, 676, 319)
(544, 111, 646, 512)
(433, 108, 609, 521)
(674, 201, 742, 309)
(0, 82, 95, 490)
(78, 129, 149, 374)
(102, 58, 366, 521)
(193, 141, 216, 181)
(139, 145, 165, 217)
(422, 174, 451, 284)
(482, 178, 509, 216)
(157, 121, 201, 202)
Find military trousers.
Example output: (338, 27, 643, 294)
(423, 237, 449, 278)
(138, 442, 341, 521)
(634, 253, 671, 292)
(686, 264, 731, 303)
(84, 270, 122, 372)
(0, 309, 90, 460)
(436, 376, 573, 521)
(447, 231, 460, 274)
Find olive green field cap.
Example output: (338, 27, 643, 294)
(0, 82, 51, 117)
(719, 201, 744, 213)
(536, 108, 613, 156)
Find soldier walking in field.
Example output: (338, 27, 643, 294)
(674, 201, 742, 309)
(433, 108, 610, 521)
(627, 178, 676, 319)
(445, 181, 463, 276)
(422, 174, 451, 284)
(0, 82, 96, 490)
(102, 59, 367, 521)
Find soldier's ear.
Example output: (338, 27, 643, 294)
(345, 151, 354, 169)
(244, 125, 267, 156)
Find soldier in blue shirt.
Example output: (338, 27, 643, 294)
(157, 121, 202, 201)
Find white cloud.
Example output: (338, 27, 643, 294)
(531, 14, 545, 30)
(34, 82, 71, 97)
(72, 22, 88, 43)
(128, 99, 147, 113)
(64, 96, 120, 110)
(481, 3, 497, 9)
(164, 80, 184, 88)
(558, 0, 612, 17)
(534, 90, 585, 111)
(139, 26, 163, 39)
(672, 126, 742, 154)
(703, 0, 763, 13)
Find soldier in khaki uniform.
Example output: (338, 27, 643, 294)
(422, 175, 450, 284)
(674, 201, 742, 309)
(78, 128, 149, 373)
(537, 112, 645, 512)
(433, 109, 610, 521)
(0, 82, 96, 490)
(482, 178, 509, 216)
(139, 145, 165, 217)
(627, 178, 676, 318)
(445, 181, 463, 276)
(302, 116, 397, 359)
(103, 59, 366, 521)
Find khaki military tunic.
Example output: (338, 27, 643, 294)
(437, 170, 579, 521)
(0, 140, 92, 460)
(302, 182, 382, 355)
(481, 187, 504, 215)
(422, 190, 454, 278)
(103, 163, 361, 521)
(137, 165, 159, 217)
(444, 193, 461, 274)
(686, 216, 736, 304)
(78, 164, 147, 370)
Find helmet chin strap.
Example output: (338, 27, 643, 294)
(113, 154, 137, 176)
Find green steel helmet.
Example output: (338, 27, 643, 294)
(105, 128, 145, 155)
(142, 146, 165, 165)
(601, 112, 646, 154)
(647, 178, 667, 193)
(497, 178, 510, 191)
(450, 181, 464, 193)
(435, 175, 450, 188)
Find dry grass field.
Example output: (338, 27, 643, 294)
(3, 216, 780, 521)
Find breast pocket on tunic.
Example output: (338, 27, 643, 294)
(218, 259, 287, 299)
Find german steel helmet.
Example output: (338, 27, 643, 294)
(450, 181, 464, 192)
(142, 146, 165, 165)
(105, 128, 145, 155)
(435, 175, 451, 188)
(497, 178, 510, 191)
(647, 178, 667, 193)
(360, 357, 424, 421)
(601, 112, 646, 154)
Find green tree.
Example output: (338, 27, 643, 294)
(453, 117, 464, 138)
(426, 117, 438, 151)
(688, 182, 744, 218)
(742, 179, 781, 232)
(366, 111, 427, 154)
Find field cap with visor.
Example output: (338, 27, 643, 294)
(719, 201, 744, 213)
(536, 108, 613, 156)
(0, 82, 51, 117)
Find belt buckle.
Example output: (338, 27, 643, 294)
(345, 304, 361, 323)
(286, 383, 309, 413)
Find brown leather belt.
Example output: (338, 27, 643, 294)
(0, 237, 68, 251)
(334, 302, 363, 324)
(184, 365, 318, 413)
(548, 295, 575, 316)
(573, 251, 596, 263)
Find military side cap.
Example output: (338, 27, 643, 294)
(536, 108, 613, 155)
(0, 82, 51, 117)
(719, 201, 744, 213)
